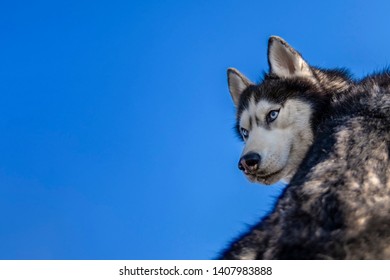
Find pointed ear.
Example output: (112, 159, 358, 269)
(268, 36, 312, 78)
(227, 68, 252, 107)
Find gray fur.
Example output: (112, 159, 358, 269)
(220, 37, 390, 259)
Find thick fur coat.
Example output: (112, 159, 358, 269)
(220, 37, 390, 259)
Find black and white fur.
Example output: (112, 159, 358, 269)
(229, 36, 352, 185)
(220, 36, 390, 259)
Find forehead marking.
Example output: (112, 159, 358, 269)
(255, 116, 260, 126)
(240, 97, 280, 129)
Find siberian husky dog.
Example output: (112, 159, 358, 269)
(229, 36, 352, 185)
(221, 36, 390, 259)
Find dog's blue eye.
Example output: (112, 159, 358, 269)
(241, 127, 249, 139)
(267, 110, 279, 123)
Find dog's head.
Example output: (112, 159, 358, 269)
(228, 36, 352, 185)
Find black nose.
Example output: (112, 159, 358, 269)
(238, 153, 261, 172)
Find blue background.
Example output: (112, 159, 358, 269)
(1, 0, 390, 259)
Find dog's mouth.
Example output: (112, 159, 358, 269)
(245, 145, 294, 185)
(246, 168, 284, 185)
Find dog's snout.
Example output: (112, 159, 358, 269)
(238, 153, 261, 173)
